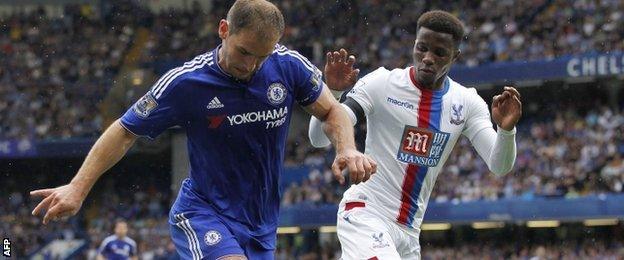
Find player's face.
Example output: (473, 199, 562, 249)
(218, 19, 279, 81)
(115, 222, 128, 237)
(413, 27, 460, 89)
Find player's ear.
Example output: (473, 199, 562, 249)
(218, 19, 229, 40)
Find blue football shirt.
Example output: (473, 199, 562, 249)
(120, 44, 323, 237)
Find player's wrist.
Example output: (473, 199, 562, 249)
(68, 180, 92, 198)
(337, 144, 357, 154)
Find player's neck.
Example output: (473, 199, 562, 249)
(409, 67, 445, 91)
(217, 47, 232, 77)
(217, 47, 252, 83)
(430, 77, 445, 90)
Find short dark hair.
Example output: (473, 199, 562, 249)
(417, 10, 464, 48)
(227, 0, 285, 40)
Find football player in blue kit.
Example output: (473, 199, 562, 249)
(97, 220, 138, 260)
(30, 0, 377, 259)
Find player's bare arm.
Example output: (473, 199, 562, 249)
(304, 86, 376, 185)
(492, 86, 522, 131)
(30, 119, 137, 224)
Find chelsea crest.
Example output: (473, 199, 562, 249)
(267, 83, 287, 105)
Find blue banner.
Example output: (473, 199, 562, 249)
(448, 52, 624, 85)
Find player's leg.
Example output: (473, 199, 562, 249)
(336, 202, 402, 259)
(169, 211, 247, 259)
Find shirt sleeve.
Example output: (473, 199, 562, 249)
(345, 67, 389, 116)
(462, 89, 516, 175)
(281, 48, 324, 106)
(462, 88, 493, 140)
(120, 73, 187, 139)
(470, 127, 517, 175)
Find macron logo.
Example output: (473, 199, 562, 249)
(387, 97, 415, 110)
(207, 97, 224, 109)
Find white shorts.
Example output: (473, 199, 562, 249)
(337, 197, 421, 260)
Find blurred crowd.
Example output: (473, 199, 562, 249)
(2, 189, 80, 258)
(445, 0, 624, 66)
(146, 0, 624, 68)
(422, 242, 624, 260)
(273, 237, 624, 260)
(2, 0, 624, 140)
(0, 4, 137, 140)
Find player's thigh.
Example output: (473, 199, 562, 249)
(337, 208, 401, 260)
(169, 212, 246, 260)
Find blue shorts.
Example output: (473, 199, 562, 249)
(169, 180, 275, 259)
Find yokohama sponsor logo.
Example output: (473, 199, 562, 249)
(227, 107, 288, 125)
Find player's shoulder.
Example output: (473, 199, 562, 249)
(447, 77, 482, 98)
(365, 66, 392, 79)
(356, 66, 392, 87)
(271, 44, 315, 70)
(151, 51, 215, 99)
(446, 77, 488, 114)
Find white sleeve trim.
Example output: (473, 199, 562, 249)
(308, 104, 356, 148)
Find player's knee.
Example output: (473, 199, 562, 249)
(216, 254, 247, 260)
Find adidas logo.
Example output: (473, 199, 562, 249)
(207, 97, 224, 109)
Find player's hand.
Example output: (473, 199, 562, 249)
(30, 183, 86, 224)
(492, 86, 522, 131)
(324, 48, 360, 91)
(332, 148, 377, 185)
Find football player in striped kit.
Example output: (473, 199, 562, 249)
(310, 10, 522, 259)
